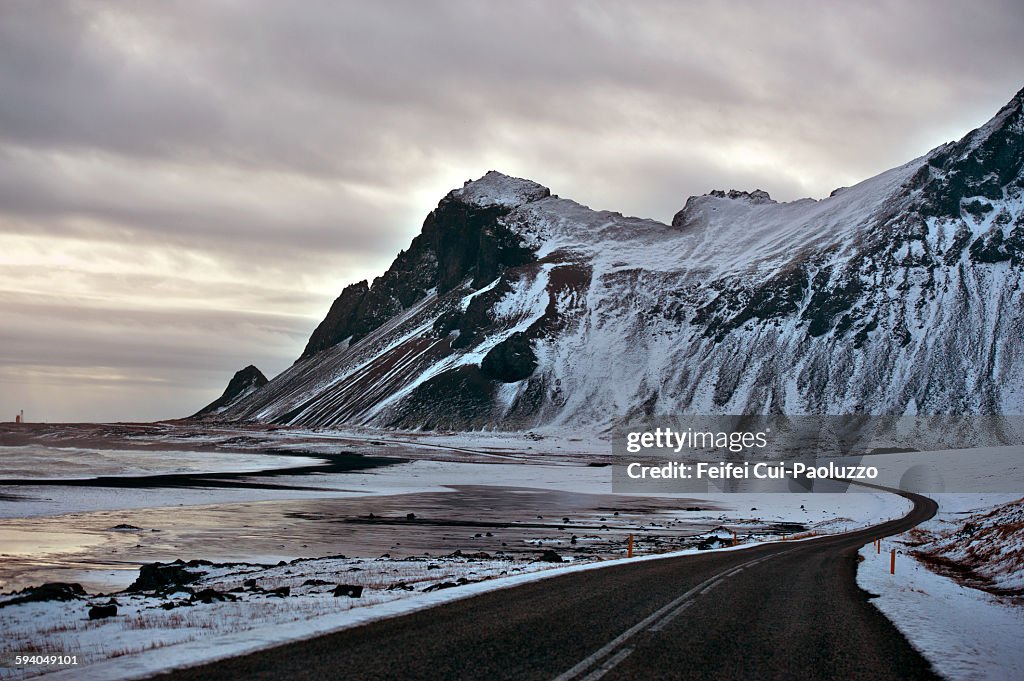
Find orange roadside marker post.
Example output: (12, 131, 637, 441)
(890, 548, 896, 575)
(732, 530, 737, 547)
(627, 534, 634, 558)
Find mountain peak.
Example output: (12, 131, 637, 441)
(915, 85, 1024, 217)
(708, 188, 775, 204)
(192, 365, 268, 418)
(450, 171, 550, 209)
(670, 188, 776, 230)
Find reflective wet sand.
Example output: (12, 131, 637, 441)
(0, 485, 723, 593)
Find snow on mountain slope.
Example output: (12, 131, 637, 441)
(209, 88, 1024, 431)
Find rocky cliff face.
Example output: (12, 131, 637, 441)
(208, 88, 1024, 430)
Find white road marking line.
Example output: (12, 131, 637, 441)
(551, 548, 798, 681)
(578, 647, 635, 681)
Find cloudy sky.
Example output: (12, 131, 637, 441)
(1, 1, 1021, 423)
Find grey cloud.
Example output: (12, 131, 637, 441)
(1, 0, 1022, 422)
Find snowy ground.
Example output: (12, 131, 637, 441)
(858, 494, 1024, 681)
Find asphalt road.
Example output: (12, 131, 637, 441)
(156, 490, 939, 681)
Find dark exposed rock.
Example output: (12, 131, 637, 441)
(385, 365, 497, 429)
(708, 188, 775, 203)
(801, 266, 866, 338)
(535, 550, 564, 563)
(919, 88, 1024, 219)
(192, 365, 268, 417)
(970, 228, 1013, 263)
(480, 332, 538, 382)
(423, 581, 459, 592)
(387, 582, 414, 591)
(88, 603, 117, 620)
(332, 584, 364, 598)
(295, 172, 545, 363)
(191, 588, 235, 604)
(695, 264, 809, 340)
(0, 582, 86, 608)
(128, 561, 202, 593)
(423, 577, 474, 592)
(301, 281, 370, 359)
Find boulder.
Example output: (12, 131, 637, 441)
(333, 584, 364, 598)
(88, 603, 117, 620)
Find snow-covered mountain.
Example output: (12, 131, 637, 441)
(208, 87, 1024, 430)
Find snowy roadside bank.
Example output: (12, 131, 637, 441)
(858, 495, 1024, 681)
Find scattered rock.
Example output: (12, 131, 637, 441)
(108, 524, 143, 531)
(268, 586, 290, 597)
(243, 578, 258, 589)
(302, 579, 331, 587)
(406, 513, 416, 520)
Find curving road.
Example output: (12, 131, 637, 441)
(156, 489, 939, 681)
